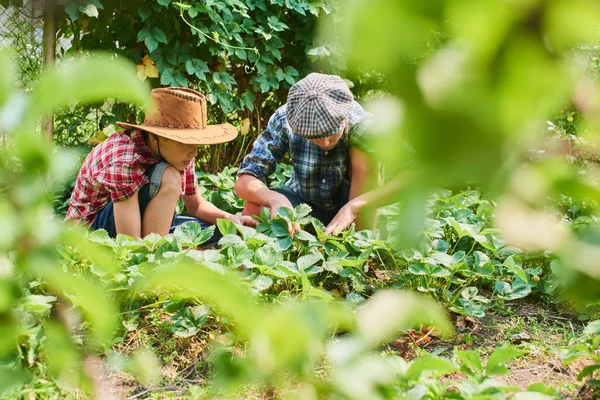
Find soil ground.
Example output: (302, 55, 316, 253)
(103, 298, 597, 399)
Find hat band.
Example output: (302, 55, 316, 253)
(143, 120, 203, 129)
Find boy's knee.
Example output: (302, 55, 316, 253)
(159, 166, 182, 195)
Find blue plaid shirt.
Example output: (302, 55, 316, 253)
(238, 101, 371, 205)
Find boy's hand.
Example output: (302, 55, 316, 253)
(325, 198, 366, 235)
(227, 214, 258, 227)
(268, 192, 300, 233)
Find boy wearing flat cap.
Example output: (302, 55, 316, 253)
(235, 73, 375, 233)
(66, 87, 256, 241)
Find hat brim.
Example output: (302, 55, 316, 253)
(116, 122, 238, 145)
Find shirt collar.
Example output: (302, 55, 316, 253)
(129, 129, 159, 164)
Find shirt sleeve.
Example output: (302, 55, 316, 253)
(238, 108, 289, 183)
(183, 162, 199, 195)
(347, 101, 373, 153)
(97, 162, 147, 202)
(347, 118, 373, 153)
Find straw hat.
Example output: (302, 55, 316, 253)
(116, 87, 237, 145)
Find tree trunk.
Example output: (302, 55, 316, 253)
(41, 0, 56, 140)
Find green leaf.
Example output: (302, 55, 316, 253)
(217, 218, 237, 236)
(138, 4, 152, 20)
(277, 261, 299, 276)
(173, 221, 215, 247)
(408, 263, 428, 275)
(495, 280, 511, 296)
(578, 364, 600, 381)
(30, 54, 149, 121)
(284, 65, 299, 77)
(188, 5, 199, 18)
(458, 300, 486, 318)
(250, 275, 273, 293)
(157, 0, 171, 7)
(276, 236, 293, 250)
(235, 48, 247, 60)
(276, 206, 294, 220)
(462, 287, 478, 300)
(253, 245, 279, 266)
(473, 251, 489, 268)
(137, 27, 152, 42)
(218, 234, 244, 248)
(496, 280, 531, 300)
(242, 91, 255, 111)
(294, 203, 313, 222)
(427, 252, 453, 267)
(64, 3, 80, 20)
(405, 356, 458, 381)
(271, 218, 290, 237)
(504, 255, 528, 283)
(505, 282, 531, 300)
(172, 306, 208, 337)
(584, 320, 600, 335)
(216, 71, 236, 90)
(185, 59, 209, 80)
(297, 252, 322, 271)
(475, 262, 495, 276)
(455, 349, 484, 375)
(23, 295, 57, 315)
(267, 15, 288, 31)
(452, 251, 466, 264)
(294, 230, 316, 242)
(145, 36, 159, 53)
(256, 75, 272, 92)
(486, 346, 525, 376)
(430, 266, 451, 277)
(152, 27, 168, 44)
(276, 68, 286, 81)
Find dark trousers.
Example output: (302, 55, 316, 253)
(92, 162, 221, 245)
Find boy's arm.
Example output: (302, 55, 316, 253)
(235, 108, 293, 217)
(235, 174, 295, 217)
(183, 191, 257, 227)
(334, 146, 375, 232)
(113, 192, 142, 237)
(325, 170, 413, 234)
(347, 147, 372, 201)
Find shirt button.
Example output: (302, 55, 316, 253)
(324, 151, 328, 155)
(322, 179, 326, 183)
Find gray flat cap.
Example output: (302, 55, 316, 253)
(286, 73, 354, 139)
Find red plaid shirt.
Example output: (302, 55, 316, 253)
(66, 130, 198, 226)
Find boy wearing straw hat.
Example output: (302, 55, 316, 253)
(66, 87, 256, 241)
(235, 73, 375, 233)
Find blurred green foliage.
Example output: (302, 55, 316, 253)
(330, 0, 600, 296)
(0, 46, 457, 399)
(3, 0, 600, 397)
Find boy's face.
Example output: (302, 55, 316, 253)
(310, 126, 345, 150)
(155, 136, 199, 171)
